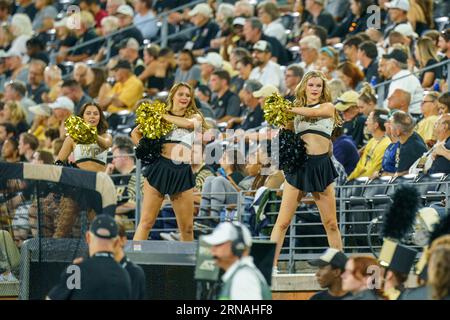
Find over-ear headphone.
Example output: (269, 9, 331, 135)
(231, 223, 246, 258)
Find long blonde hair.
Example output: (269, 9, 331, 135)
(5, 101, 26, 125)
(416, 37, 439, 68)
(166, 82, 210, 131)
(294, 70, 342, 127)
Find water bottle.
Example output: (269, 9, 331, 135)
(370, 76, 377, 87)
(433, 79, 440, 92)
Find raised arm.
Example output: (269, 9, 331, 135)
(290, 102, 335, 118)
(96, 133, 113, 150)
(131, 126, 143, 145)
(56, 136, 75, 162)
(162, 114, 202, 130)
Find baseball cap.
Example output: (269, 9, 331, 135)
(308, 248, 348, 271)
(385, 0, 410, 11)
(90, 214, 118, 239)
(116, 4, 134, 17)
(4, 48, 22, 58)
(394, 23, 418, 38)
(382, 48, 408, 64)
(197, 52, 223, 69)
(112, 59, 132, 70)
(188, 3, 213, 18)
(120, 38, 140, 51)
(233, 17, 246, 26)
(253, 40, 272, 53)
(335, 90, 359, 111)
(29, 104, 52, 117)
(253, 84, 279, 98)
(49, 96, 75, 112)
(203, 222, 252, 247)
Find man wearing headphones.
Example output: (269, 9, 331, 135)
(203, 222, 272, 300)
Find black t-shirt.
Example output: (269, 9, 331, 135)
(48, 252, 132, 300)
(229, 171, 245, 185)
(72, 28, 102, 57)
(27, 83, 49, 104)
(420, 59, 443, 83)
(230, 76, 245, 95)
(192, 19, 220, 51)
(211, 90, 241, 120)
(305, 9, 336, 36)
(309, 290, 353, 300)
(396, 132, 428, 173)
(240, 105, 264, 130)
(260, 34, 290, 66)
(343, 114, 367, 149)
(429, 137, 450, 174)
(15, 3, 37, 21)
(120, 256, 146, 300)
(364, 59, 379, 84)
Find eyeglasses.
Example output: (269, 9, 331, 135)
(421, 100, 434, 105)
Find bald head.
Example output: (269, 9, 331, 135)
(388, 89, 411, 112)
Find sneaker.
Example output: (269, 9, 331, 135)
(160, 232, 176, 241)
(170, 232, 180, 241)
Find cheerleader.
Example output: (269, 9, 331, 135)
(131, 83, 208, 241)
(270, 71, 343, 270)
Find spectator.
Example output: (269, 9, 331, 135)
(416, 92, 440, 146)
(94, 15, 120, 63)
(3, 49, 28, 83)
(43, 127, 59, 152)
(106, 0, 125, 15)
(1, 137, 19, 162)
(383, 49, 424, 116)
(390, 111, 428, 175)
(308, 248, 352, 300)
(328, 79, 347, 103)
(0, 122, 15, 150)
(384, 0, 412, 38)
(342, 36, 364, 65)
(357, 83, 377, 116)
(231, 55, 253, 95)
(8, 14, 33, 61)
(42, 65, 62, 103)
(337, 61, 365, 91)
(299, 35, 321, 73)
(438, 92, 450, 115)
(332, 126, 360, 175)
(1, 101, 29, 135)
(316, 46, 339, 80)
(28, 103, 52, 144)
(257, 1, 287, 45)
(64, 11, 101, 63)
(61, 79, 92, 115)
(243, 17, 289, 66)
(335, 90, 367, 148)
(234, 0, 254, 18)
(0, 0, 10, 24)
(49, 96, 74, 138)
(198, 52, 223, 86)
(227, 80, 263, 130)
(32, 0, 57, 34)
(26, 37, 49, 65)
(438, 29, 450, 86)
(191, 160, 215, 216)
(326, 0, 350, 22)
(249, 40, 284, 91)
(100, 60, 144, 113)
(429, 114, 450, 174)
(284, 64, 304, 102)
(110, 5, 144, 57)
(174, 49, 201, 88)
(428, 245, 450, 300)
(387, 88, 411, 113)
(302, 23, 328, 48)
(210, 69, 241, 122)
(118, 38, 145, 76)
(348, 110, 391, 180)
(53, 18, 78, 57)
(187, 3, 220, 57)
(80, 0, 108, 29)
(415, 37, 442, 89)
(51, 137, 64, 158)
(73, 63, 110, 100)
(139, 47, 175, 95)
(328, 0, 372, 43)
(15, 0, 36, 21)
(341, 256, 383, 300)
(212, 3, 235, 53)
(3, 80, 36, 123)
(358, 40, 380, 83)
(31, 149, 53, 164)
(18, 132, 39, 162)
(304, 0, 336, 36)
(26, 59, 48, 104)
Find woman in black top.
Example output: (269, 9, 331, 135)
(415, 37, 442, 88)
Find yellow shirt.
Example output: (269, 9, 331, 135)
(416, 115, 439, 143)
(107, 75, 144, 113)
(348, 136, 391, 180)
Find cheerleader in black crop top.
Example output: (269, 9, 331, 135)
(270, 71, 343, 271)
(131, 83, 209, 242)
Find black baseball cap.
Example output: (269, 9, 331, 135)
(112, 59, 132, 70)
(382, 49, 408, 64)
(89, 214, 118, 239)
(308, 248, 348, 271)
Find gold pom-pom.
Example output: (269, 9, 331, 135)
(135, 100, 174, 139)
(263, 93, 294, 127)
(64, 115, 97, 144)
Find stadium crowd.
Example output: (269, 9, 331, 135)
(0, 0, 450, 299)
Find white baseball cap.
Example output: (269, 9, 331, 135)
(394, 23, 418, 38)
(253, 40, 272, 53)
(253, 84, 279, 98)
(385, 0, 410, 12)
(29, 104, 52, 117)
(188, 3, 213, 18)
(116, 4, 134, 17)
(233, 17, 246, 26)
(197, 52, 223, 69)
(203, 222, 252, 247)
(49, 96, 75, 113)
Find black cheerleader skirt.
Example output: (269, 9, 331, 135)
(143, 156, 195, 196)
(285, 153, 338, 193)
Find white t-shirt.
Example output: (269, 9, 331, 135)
(264, 19, 287, 45)
(249, 60, 285, 91)
(222, 257, 263, 300)
(384, 69, 424, 114)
